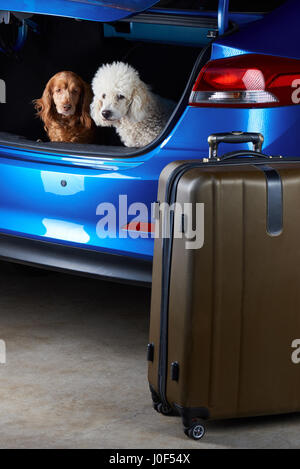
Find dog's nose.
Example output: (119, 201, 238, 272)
(63, 104, 72, 111)
(102, 110, 112, 119)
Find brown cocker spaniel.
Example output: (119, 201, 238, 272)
(34, 71, 95, 143)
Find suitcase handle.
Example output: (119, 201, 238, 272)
(208, 132, 264, 159)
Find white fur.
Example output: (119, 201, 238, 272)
(90, 62, 175, 148)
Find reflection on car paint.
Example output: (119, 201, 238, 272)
(41, 171, 85, 196)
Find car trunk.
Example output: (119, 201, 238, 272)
(0, 6, 213, 157)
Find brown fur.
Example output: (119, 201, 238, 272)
(34, 71, 95, 143)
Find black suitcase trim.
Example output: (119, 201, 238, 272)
(173, 403, 210, 428)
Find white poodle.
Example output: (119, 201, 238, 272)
(90, 62, 175, 148)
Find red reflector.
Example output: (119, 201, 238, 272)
(190, 54, 300, 108)
(122, 222, 155, 234)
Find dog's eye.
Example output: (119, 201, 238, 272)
(118, 94, 125, 100)
(102, 93, 106, 99)
(72, 89, 79, 94)
(56, 88, 61, 93)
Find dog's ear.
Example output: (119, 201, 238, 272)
(90, 95, 103, 126)
(33, 80, 54, 131)
(128, 82, 150, 123)
(79, 81, 93, 129)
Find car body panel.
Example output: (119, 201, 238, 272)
(0, 0, 299, 279)
(0, 151, 158, 260)
(165, 106, 300, 158)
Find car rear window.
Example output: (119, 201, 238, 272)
(156, 0, 287, 13)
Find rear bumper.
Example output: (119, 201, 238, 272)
(0, 233, 152, 286)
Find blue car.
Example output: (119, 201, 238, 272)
(0, 0, 298, 285)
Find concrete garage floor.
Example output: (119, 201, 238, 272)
(0, 261, 300, 449)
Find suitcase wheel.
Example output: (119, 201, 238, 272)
(155, 402, 174, 416)
(184, 423, 205, 441)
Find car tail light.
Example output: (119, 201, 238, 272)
(189, 54, 300, 108)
